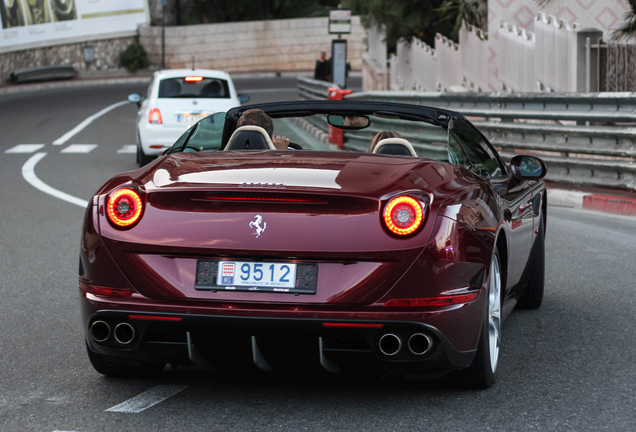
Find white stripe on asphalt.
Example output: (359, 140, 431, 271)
(60, 144, 98, 154)
(52, 100, 128, 145)
(5, 144, 45, 153)
(105, 385, 189, 413)
(22, 152, 89, 208)
(117, 144, 137, 154)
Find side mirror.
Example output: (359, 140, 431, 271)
(509, 155, 547, 180)
(128, 93, 142, 107)
(238, 93, 250, 104)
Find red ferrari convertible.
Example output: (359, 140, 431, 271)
(79, 100, 547, 388)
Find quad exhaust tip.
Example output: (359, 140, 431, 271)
(408, 333, 433, 356)
(114, 322, 135, 345)
(379, 333, 402, 356)
(90, 320, 111, 343)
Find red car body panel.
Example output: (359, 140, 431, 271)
(79, 101, 546, 380)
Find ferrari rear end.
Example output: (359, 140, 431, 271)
(79, 150, 494, 380)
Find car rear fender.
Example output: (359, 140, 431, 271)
(79, 198, 134, 291)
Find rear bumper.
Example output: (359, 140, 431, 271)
(138, 123, 191, 152)
(80, 293, 481, 376)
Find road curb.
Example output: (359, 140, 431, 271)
(0, 70, 337, 97)
(0, 70, 363, 97)
(0, 76, 152, 96)
(548, 188, 636, 216)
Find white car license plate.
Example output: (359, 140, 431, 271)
(176, 113, 210, 123)
(217, 261, 297, 289)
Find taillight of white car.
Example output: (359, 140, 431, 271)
(148, 108, 163, 124)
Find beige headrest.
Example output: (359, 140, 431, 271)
(225, 125, 276, 151)
(372, 138, 418, 157)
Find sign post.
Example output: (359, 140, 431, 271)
(328, 9, 351, 89)
(162, 0, 167, 68)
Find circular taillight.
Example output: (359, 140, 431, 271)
(383, 196, 424, 236)
(107, 189, 143, 227)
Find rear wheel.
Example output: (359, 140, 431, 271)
(465, 250, 502, 388)
(86, 343, 164, 378)
(517, 215, 545, 309)
(137, 143, 154, 167)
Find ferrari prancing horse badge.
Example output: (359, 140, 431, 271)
(249, 215, 266, 238)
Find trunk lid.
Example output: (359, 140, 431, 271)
(98, 151, 447, 305)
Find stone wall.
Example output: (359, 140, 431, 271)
(139, 16, 365, 73)
(0, 37, 137, 83)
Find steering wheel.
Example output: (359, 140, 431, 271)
(288, 142, 303, 150)
(183, 146, 200, 152)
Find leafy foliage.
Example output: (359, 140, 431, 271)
(121, 43, 150, 73)
(178, 0, 340, 25)
(437, 0, 486, 39)
(348, 0, 485, 52)
(611, 0, 636, 41)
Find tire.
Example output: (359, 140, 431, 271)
(137, 143, 154, 167)
(465, 250, 502, 389)
(517, 215, 545, 309)
(86, 343, 164, 378)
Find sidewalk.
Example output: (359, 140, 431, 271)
(547, 183, 636, 216)
(0, 69, 321, 96)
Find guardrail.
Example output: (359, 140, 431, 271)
(296, 78, 636, 191)
(344, 91, 636, 190)
(297, 77, 339, 100)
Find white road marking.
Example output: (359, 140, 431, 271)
(22, 153, 89, 208)
(5, 144, 45, 154)
(117, 144, 137, 154)
(52, 100, 128, 145)
(60, 144, 98, 154)
(105, 385, 189, 413)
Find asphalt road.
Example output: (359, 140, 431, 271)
(0, 77, 635, 432)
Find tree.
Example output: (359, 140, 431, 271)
(177, 0, 340, 25)
(436, 0, 486, 39)
(347, 0, 485, 52)
(610, 0, 636, 41)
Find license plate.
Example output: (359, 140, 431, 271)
(218, 261, 296, 289)
(195, 260, 317, 294)
(176, 113, 210, 123)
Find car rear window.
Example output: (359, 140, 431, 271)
(158, 77, 231, 99)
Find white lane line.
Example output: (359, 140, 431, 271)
(22, 152, 89, 208)
(5, 144, 45, 153)
(52, 100, 128, 145)
(60, 144, 98, 154)
(106, 385, 189, 413)
(117, 144, 137, 154)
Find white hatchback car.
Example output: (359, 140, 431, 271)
(129, 69, 248, 166)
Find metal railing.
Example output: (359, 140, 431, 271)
(297, 77, 339, 100)
(296, 78, 636, 191)
(346, 91, 636, 190)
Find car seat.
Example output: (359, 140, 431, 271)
(372, 138, 418, 157)
(224, 126, 277, 150)
(201, 81, 222, 97)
